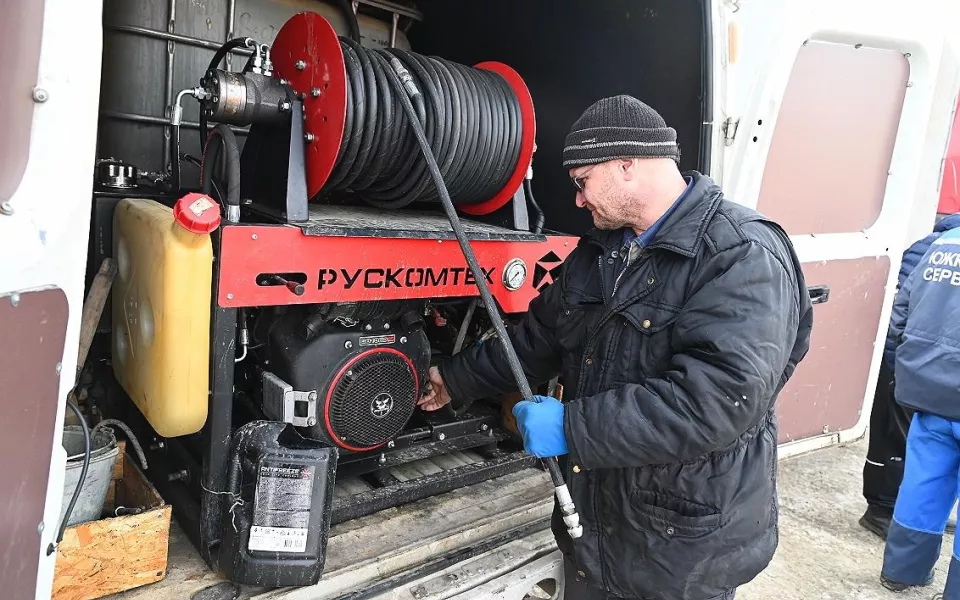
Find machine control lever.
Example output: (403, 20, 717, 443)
(259, 273, 306, 296)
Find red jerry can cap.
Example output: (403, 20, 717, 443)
(173, 193, 222, 234)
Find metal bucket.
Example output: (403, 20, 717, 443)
(59, 425, 119, 527)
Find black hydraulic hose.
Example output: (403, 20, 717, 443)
(48, 398, 90, 555)
(524, 180, 545, 234)
(380, 60, 582, 540)
(453, 299, 479, 355)
(170, 122, 181, 194)
(199, 37, 252, 152)
(201, 124, 241, 215)
(334, 0, 362, 42)
(320, 39, 524, 210)
(182, 153, 224, 201)
(93, 419, 148, 471)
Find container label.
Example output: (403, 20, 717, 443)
(249, 463, 314, 554)
(188, 196, 215, 217)
(249, 526, 308, 553)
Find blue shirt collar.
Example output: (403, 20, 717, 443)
(623, 176, 694, 248)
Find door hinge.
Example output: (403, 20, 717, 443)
(723, 117, 741, 146)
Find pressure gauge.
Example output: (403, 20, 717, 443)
(502, 258, 528, 291)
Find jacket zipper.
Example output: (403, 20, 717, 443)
(585, 255, 617, 590)
(612, 247, 645, 297)
(587, 245, 651, 590)
(597, 256, 608, 305)
(612, 267, 628, 297)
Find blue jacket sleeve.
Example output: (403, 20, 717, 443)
(888, 264, 917, 362)
(883, 233, 936, 365)
(897, 238, 929, 289)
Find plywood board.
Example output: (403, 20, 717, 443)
(54, 454, 171, 600)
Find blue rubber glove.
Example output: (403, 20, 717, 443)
(512, 395, 569, 458)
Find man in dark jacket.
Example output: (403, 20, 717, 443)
(860, 212, 960, 538)
(418, 96, 813, 600)
(880, 223, 960, 596)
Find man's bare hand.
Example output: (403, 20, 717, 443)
(418, 366, 452, 411)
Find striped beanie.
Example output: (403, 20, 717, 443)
(562, 95, 680, 169)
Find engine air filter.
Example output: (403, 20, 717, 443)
(324, 348, 418, 451)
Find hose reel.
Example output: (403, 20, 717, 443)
(270, 11, 536, 215)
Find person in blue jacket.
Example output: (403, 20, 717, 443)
(880, 221, 960, 595)
(861, 213, 960, 538)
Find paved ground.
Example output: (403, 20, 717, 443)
(738, 439, 954, 600)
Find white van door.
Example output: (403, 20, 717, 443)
(719, 0, 960, 455)
(0, 1, 105, 599)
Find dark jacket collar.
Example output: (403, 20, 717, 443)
(583, 171, 723, 257)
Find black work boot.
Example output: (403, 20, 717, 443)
(880, 570, 934, 592)
(860, 505, 894, 540)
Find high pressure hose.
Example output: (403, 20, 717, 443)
(48, 398, 90, 555)
(201, 124, 241, 222)
(524, 180, 545, 234)
(170, 122, 181, 194)
(379, 58, 582, 540)
(320, 39, 523, 210)
(334, 0, 362, 43)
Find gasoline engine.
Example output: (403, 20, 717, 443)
(99, 8, 580, 587)
(252, 300, 431, 452)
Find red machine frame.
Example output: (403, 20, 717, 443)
(218, 224, 577, 313)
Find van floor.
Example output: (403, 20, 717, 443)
(106, 439, 956, 599)
(106, 452, 554, 600)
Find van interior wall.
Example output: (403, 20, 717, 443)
(409, 0, 706, 236)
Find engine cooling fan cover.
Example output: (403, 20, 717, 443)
(323, 348, 419, 451)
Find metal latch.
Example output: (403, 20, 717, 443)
(262, 371, 319, 428)
(723, 116, 740, 146)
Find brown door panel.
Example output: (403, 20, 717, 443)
(756, 41, 909, 236)
(0, 288, 69, 600)
(776, 257, 890, 443)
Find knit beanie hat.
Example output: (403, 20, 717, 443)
(562, 95, 680, 169)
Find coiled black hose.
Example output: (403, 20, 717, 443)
(201, 124, 241, 214)
(321, 39, 524, 209)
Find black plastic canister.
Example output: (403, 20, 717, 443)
(219, 421, 338, 586)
